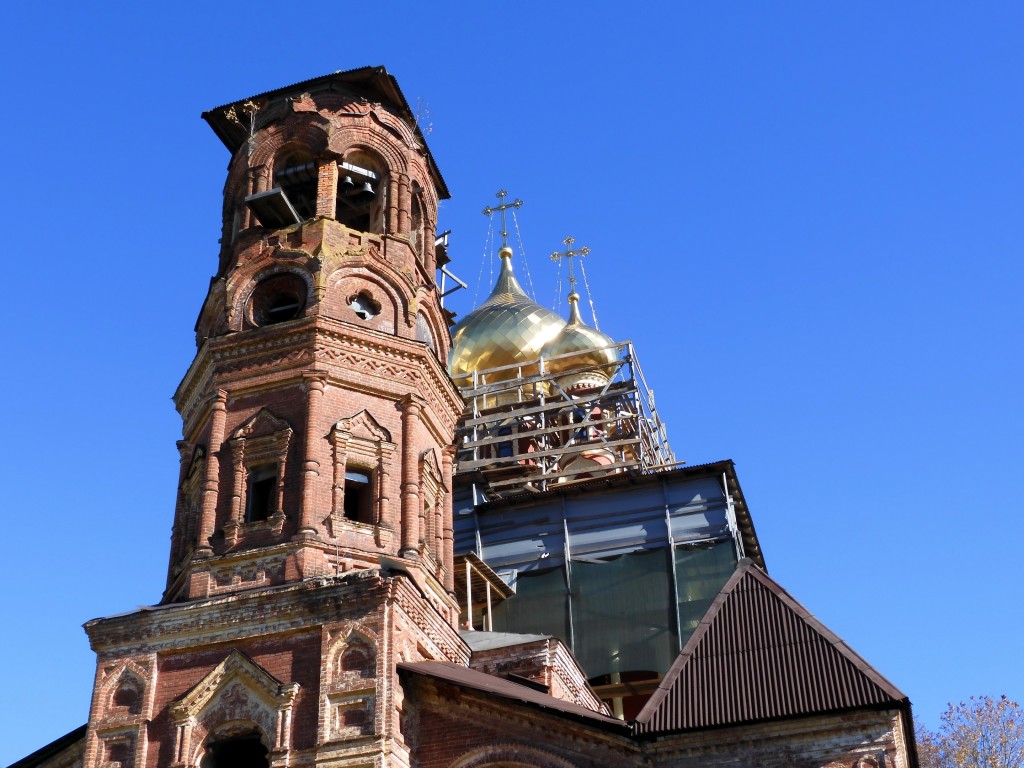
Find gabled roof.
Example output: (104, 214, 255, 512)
(398, 661, 626, 730)
(635, 560, 907, 734)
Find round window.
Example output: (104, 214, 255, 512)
(249, 274, 307, 326)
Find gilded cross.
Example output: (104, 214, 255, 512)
(549, 236, 591, 290)
(482, 189, 524, 246)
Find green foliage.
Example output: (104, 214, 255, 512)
(917, 696, 1024, 768)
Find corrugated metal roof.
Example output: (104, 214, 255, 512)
(634, 560, 906, 734)
(398, 661, 626, 729)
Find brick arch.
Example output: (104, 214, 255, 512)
(110, 673, 143, 714)
(171, 650, 299, 764)
(98, 660, 150, 717)
(231, 265, 314, 332)
(326, 624, 380, 682)
(368, 105, 420, 150)
(192, 720, 273, 767)
(325, 260, 413, 332)
(248, 118, 330, 170)
(409, 167, 440, 225)
(449, 744, 579, 768)
(414, 288, 451, 361)
(329, 130, 409, 177)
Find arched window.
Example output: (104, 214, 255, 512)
(201, 734, 268, 768)
(337, 151, 386, 233)
(410, 192, 424, 259)
(338, 638, 375, 677)
(274, 149, 318, 220)
(112, 680, 142, 714)
(248, 273, 308, 327)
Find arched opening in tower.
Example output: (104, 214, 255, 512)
(200, 734, 268, 768)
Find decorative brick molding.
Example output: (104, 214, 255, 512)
(168, 650, 299, 768)
(327, 410, 395, 538)
(225, 409, 293, 544)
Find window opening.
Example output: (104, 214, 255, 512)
(201, 735, 268, 768)
(246, 464, 277, 522)
(250, 274, 307, 326)
(410, 193, 423, 255)
(349, 291, 381, 321)
(344, 470, 373, 523)
(112, 683, 141, 713)
(336, 158, 382, 232)
(275, 153, 317, 220)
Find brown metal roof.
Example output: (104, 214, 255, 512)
(634, 560, 907, 734)
(398, 661, 626, 729)
(8, 725, 86, 768)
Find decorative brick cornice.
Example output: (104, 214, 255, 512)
(314, 323, 462, 437)
(175, 318, 462, 439)
(87, 569, 390, 656)
(387, 577, 466, 666)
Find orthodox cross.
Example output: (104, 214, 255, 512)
(482, 189, 524, 246)
(549, 236, 591, 292)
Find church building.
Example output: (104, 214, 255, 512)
(11, 67, 918, 768)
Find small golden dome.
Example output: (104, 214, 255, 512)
(540, 292, 618, 389)
(448, 246, 567, 386)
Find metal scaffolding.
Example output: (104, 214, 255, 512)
(453, 341, 677, 498)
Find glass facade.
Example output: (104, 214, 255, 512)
(462, 470, 743, 680)
(491, 541, 736, 678)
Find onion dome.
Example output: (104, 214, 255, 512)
(540, 291, 618, 390)
(448, 246, 566, 386)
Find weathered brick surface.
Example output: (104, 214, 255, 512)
(467, 637, 605, 712)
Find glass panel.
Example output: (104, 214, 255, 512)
(570, 549, 677, 678)
(674, 539, 738, 641)
(491, 566, 569, 640)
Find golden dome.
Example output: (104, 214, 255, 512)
(448, 246, 567, 386)
(540, 292, 619, 389)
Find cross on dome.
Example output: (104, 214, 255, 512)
(481, 188, 523, 247)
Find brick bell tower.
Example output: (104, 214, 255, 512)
(82, 68, 466, 768)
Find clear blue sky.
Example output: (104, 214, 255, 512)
(2, 3, 1021, 765)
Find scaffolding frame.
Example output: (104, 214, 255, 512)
(454, 341, 677, 498)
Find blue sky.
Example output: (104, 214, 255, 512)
(2, 3, 1021, 764)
